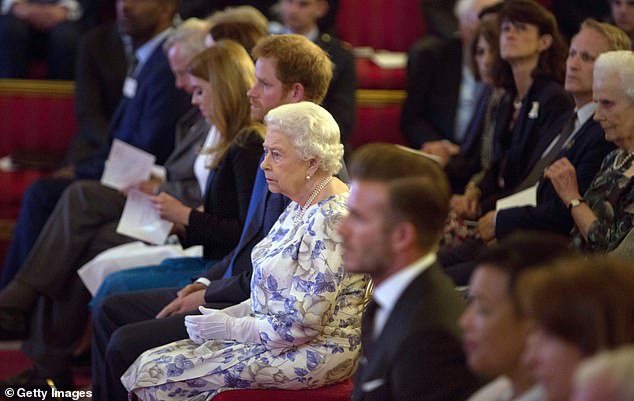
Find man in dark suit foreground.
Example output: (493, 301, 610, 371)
(340, 143, 481, 401)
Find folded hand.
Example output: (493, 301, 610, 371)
(184, 306, 229, 344)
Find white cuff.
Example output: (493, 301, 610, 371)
(195, 277, 211, 287)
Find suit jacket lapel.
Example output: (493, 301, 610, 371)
(359, 265, 438, 383)
(535, 116, 595, 198)
(164, 109, 205, 165)
(559, 115, 594, 155)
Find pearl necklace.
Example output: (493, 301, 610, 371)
(294, 176, 333, 226)
(613, 151, 634, 171)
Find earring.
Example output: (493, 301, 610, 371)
(306, 175, 311, 180)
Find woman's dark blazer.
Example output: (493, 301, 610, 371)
(182, 127, 263, 260)
(479, 76, 574, 212)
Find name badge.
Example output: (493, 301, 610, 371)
(123, 77, 138, 98)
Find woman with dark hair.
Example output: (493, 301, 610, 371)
(454, 0, 573, 218)
(519, 255, 634, 401)
(440, 0, 573, 276)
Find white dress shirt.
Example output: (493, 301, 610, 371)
(371, 252, 437, 339)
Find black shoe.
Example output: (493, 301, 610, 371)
(0, 365, 74, 390)
(0, 307, 28, 340)
(0, 366, 50, 387)
(71, 349, 91, 368)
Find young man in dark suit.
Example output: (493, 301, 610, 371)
(339, 143, 481, 401)
(278, 0, 356, 154)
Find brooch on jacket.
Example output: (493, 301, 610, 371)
(528, 101, 540, 119)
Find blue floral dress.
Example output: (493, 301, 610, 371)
(121, 192, 369, 400)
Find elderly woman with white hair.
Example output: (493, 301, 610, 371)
(121, 102, 369, 400)
(546, 50, 634, 252)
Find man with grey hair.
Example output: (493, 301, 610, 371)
(401, 0, 501, 150)
(571, 346, 634, 401)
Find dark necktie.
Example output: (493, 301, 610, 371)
(361, 298, 379, 359)
(128, 56, 138, 78)
(517, 111, 578, 191)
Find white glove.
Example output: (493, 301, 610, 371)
(221, 300, 252, 317)
(184, 306, 229, 344)
(184, 305, 263, 345)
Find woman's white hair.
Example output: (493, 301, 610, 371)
(264, 102, 343, 175)
(594, 50, 634, 102)
(574, 345, 634, 400)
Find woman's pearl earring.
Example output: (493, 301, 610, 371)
(306, 175, 311, 180)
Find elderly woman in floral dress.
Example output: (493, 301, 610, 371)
(122, 102, 369, 400)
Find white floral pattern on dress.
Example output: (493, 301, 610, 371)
(122, 192, 369, 400)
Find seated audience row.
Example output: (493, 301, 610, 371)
(0, 1, 634, 400)
(462, 233, 634, 401)
(0, 1, 354, 391)
(88, 33, 340, 401)
(436, 1, 631, 285)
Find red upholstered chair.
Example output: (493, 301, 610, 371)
(212, 378, 353, 401)
(0, 79, 76, 264)
(336, 0, 425, 90)
(350, 90, 406, 150)
(355, 58, 407, 90)
(336, 0, 425, 52)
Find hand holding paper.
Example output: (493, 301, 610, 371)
(133, 177, 162, 196)
(101, 139, 156, 191)
(116, 188, 173, 245)
(150, 192, 192, 226)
